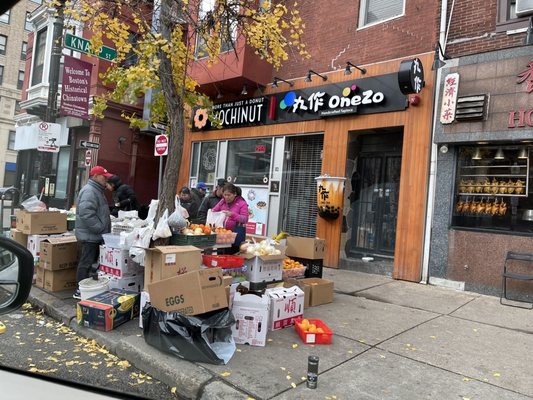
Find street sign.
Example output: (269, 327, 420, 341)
(85, 150, 92, 167)
(154, 134, 169, 156)
(37, 122, 61, 153)
(80, 140, 100, 150)
(64, 33, 117, 61)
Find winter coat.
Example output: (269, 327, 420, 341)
(195, 193, 223, 224)
(180, 196, 201, 221)
(75, 179, 111, 243)
(212, 196, 248, 231)
(111, 181, 139, 217)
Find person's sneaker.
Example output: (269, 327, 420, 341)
(72, 289, 81, 300)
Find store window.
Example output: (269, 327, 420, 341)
(226, 138, 272, 185)
(31, 28, 47, 86)
(452, 145, 533, 233)
(54, 147, 70, 199)
(359, 0, 404, 28)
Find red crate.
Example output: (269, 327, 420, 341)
(202, 255, 245, 269)
(294, 317, 333, 344)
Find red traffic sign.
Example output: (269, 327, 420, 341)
(154, 134, 168, 156)
(85, 150, 92, 167)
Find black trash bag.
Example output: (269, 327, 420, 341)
(142, 304, 236, 365)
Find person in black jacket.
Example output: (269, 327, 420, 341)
(179, 186, 201, 221)
(195, 179, 225, 224)
(107, 175, 139, 217)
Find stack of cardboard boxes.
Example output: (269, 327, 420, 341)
(11, 209, 78, 292)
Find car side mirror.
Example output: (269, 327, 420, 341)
(0, 236, 34, 315)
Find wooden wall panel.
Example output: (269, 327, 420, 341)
(180, 52, 435, 281)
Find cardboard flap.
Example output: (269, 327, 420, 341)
(266, 286, 304, 299)
(42, 236, 77, 244)
(233, 292, 270, 306)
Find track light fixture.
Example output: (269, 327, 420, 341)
(240, 84, 248, 95)
(304, 69, 328, 83)
(272, 76, 294, 88)
(345, 61, 366, 75)
(431, 42, 449, 70)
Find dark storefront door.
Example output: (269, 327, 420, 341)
(349, 150, 401, 257)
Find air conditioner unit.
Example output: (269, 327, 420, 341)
(516, 0, 533, 18)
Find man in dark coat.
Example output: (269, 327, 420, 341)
(195, 179, 225, 224)
(107, 175, 139, 217)
(179, 186, 201, 221)
(74, 166, 113, 299)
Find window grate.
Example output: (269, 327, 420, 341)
(283, 135, 323, 238)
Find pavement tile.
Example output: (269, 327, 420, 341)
(302, 293, 439, 345)
(450, 295, 533, 333)
(323, 268, 392, 293)
(379, 315, 533, 397)
(271, 348, 530, 400)
(199, 325, 367, 400)
(356, 280, 479, 314)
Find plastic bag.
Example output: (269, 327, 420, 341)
(145, 199, 159, 224)
(21, 195, 47, 212)
(206, 209, 226, 228)
(152, 209, 172, 240)
(168, 196, 188, 231)
(142, 305, 236, 365)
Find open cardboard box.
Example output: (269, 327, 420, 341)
(231, 291, 270, 347)
(144, 245, 201, 285)
(299, 278, 334, 306)
(39, 236, 78, 271)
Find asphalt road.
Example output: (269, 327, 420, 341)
(0, 304, 182, 399)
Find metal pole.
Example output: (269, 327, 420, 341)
(45, 0, 65, 123)
(158, 156, 163, 198)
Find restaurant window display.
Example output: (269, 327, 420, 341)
(225, 138, 272, 185)
(189, 141, 219, 186)
(452, 145, 533, 233)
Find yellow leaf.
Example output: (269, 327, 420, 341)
(171, 387, 177, 394)
(220, 372, 231, 377)
(290, 382, 296, 388)
(292, 344, 298, 349)
(286, 375, 291, 380)
(430, 336, 437, 339)
(462, 377, 471, 382)
(493, 372, 501, 377)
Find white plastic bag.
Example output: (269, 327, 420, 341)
(21, 195, 47, 211)
(168, 196, 188, 231)
(152, 209, 172, 240)
(206, 209, 226, 228)
(146, 199, 159, 224)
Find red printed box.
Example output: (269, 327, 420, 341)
(266, 286, 304, 331)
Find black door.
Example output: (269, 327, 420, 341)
(349, 153, 401, 256)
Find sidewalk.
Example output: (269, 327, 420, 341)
(29, 269, 533, 400)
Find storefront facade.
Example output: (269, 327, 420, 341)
(181, 52, 435, 282)
(430, 46, 533, 295)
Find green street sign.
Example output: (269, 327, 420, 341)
(64, 33, 117, 61)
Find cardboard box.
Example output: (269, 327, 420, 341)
(106, 273, 144, 293)
(243, 254, 283, 283)
(16, 210, 67, 235)
(286, 237, 325, 259)
(147, 268, 228, 315)
(39, 236, 78, 271)
(144, 245, 201, 285)
(35, 266, 77, 292)
(27, 232, 72, 258)
(231, 292, 270, 347)
(266, 286, 305, 331)
(99, 245, 142, 277)
(281, 278, 311, 308)
(300, 278, 334, 306)
(139, 291, 150, 329)
(77, 289, 140, 332)
(10, 228, 28, 247)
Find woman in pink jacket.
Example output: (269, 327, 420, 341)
(212, 183, 248, 252)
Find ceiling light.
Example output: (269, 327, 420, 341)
(345, 61, 366, 75)
(305, 69, 327, 83)
(494, 148, 505, 160)
(472, 148, 482, 160)
(241, 84, 248, 95)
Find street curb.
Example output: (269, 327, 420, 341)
(28, 287, 77, 326)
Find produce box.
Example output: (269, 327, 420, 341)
(300, 278, 334, 306)
(77, 289, 140, 332)
(39, 236, 78, 271)
(104, 273, 144, 293)
(170, 233, 217, 247)
(144, 245, 201, 285)
(147, 268, 228, 315)
(286, 237, 325, 259)
(16, 210, 67, 235)
(294, 317, 333, 344)
(27, 232, 72, 258)
(35, 266, 77, 292)
(231, 291, 270, 347)
(266, 286, 304, 331)
(10, 228, 28, 247)
(99, 245, 141, 278)
(243, 254, 283, 283)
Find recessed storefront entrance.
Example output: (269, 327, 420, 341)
(344, 130, 403, 271)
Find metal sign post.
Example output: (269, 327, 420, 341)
(154, 135, 169, 198)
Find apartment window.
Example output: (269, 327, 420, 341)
(123, 32, 139, 67)
(17, 70, 24, 89)
(195, 0, 237, 57)
(0, 35, 6, 56)
(359, 0, 404, 27)
(7, 131, 15, 150)
(0, 65, 4, 85)
(21, 42, 27, 61)
(25, 12, 32, 31)
(31, 28, 47, 86)
(15, 100, 20, 112)
(0, 11, 10, 24)
(497, 0, 529, 32)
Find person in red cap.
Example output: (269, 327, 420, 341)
(73, 166, 113, 299)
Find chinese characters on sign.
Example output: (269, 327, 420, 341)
(517, 61, 533, 93)
(318, 184, 330, 202)
(59, 56, 93, 120)
(398, 58, 425, 95)
(440, 73, 460, 124)
(509, 60, 533, 128)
